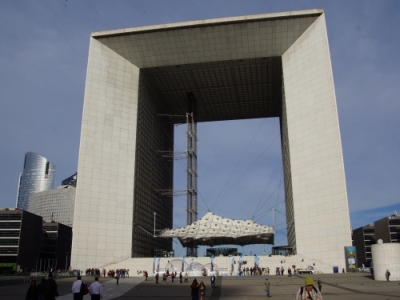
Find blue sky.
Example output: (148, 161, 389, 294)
(1, 0, 399, 256)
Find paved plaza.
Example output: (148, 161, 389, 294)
(1, 273, 400, 299)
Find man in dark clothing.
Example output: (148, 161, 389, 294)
(210, 274, 216, 288)
(36, 277, 46, 300)
(25, 279, 37, 300)
(43, 273, 58, 300)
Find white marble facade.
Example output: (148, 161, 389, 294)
(72, 9, 352, 271)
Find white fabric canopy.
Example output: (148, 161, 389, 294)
(159, 212, 274, 247)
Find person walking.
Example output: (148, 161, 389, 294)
(317, 278, 322, 292)
(155, 272, 159, 284)
(88, 277, 103, 300)
(43, 273, 58, 300)
(115, 270, 120, 284)
(386, 269, 391, 281)
(199, 281, 206, 300)
(36, 277, 46, 300)
(210, 274, 216, 288)
(296, 277, 322, 300)
(71, 276, 84, 300)
(264, 278, 271, 297)
(190, 279, 200, 300)
(25, 279, 37, 300)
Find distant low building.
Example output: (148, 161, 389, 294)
(0, 208, 42, 273)
(29, 186, 76, 227)
(352, 224, 375, 267)
(41, 221, 72, 271)
(374, 212, 400, 243)
(0, 208, 72, 273)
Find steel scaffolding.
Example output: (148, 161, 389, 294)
(186, 93, 198, 257)
(186, 112, 198, 256)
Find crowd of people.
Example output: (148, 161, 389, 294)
(238, 265, 298, 276)
(106, 269, 130, 278)
(29, 265, 388, 300)
(24, 273, 58, 300)
(82, 268, 130, 278)
(24, 271, 325, 300)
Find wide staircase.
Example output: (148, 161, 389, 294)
(102, 254, 335, 277)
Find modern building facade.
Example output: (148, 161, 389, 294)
(40, 221, 72, 271)
(61, 172, 77, 187)
(72, 9, 352, 270)
(30, 186, 76, 227)
(374, 213, 400, 243)
(17, 152, 55, 211)
(352, 224, 375, 267)
(0, 208, 42, 273)
(0, 209, 72, 273)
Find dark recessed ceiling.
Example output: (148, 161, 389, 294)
(141, 57, 282, 124)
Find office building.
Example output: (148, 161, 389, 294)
(30, 186, 76, 227)
(61, 172, 77, 187)
(71, 9, 352, 270)
(0, 208, 42, 273)
(374, 213, 400, 243)
(352, 224, 375, 267)
(0, 209, 72, 273)
(17, 152, 55, 211)
(40, 221, 72, 271)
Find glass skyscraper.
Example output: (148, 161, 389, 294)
(16, 152, 55, 211)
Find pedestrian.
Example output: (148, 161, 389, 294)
(71, 275, 84, 300)
(199, 281, 206, 300)
(43, 273, 58, 300)
(25, 279, 37, 300)
(155, 272, 159, 284)
(36, 277, 46, 300)
(317, 278, 322, 292)
(386, 269, 391, 281)
(264, 278, 271, 297)
(210, 274, 216, 288)
(115, 270, 120, 284)
(190, 278, 200, 300)
(88, 277, 103, 300)
(295, 277, 322, 300)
